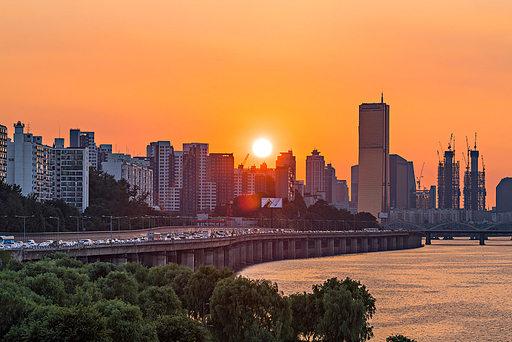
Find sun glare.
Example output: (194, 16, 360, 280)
(253, 139, 272, 158)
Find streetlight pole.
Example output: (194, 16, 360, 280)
(48, 216, 60, 242)
(70, 216, 80, 244)
(15, 215, 34, 242)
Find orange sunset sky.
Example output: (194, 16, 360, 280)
(2, 1, 512, 208)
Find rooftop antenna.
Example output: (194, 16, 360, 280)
(381, 92, 384, 103)
(474, 132, 477, 150)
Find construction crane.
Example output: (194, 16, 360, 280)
(239, 153, 250, 168)
(416, 162, 425, 190)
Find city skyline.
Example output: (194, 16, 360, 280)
(2, 1, 512, 208)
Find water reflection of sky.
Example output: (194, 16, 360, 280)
(240, 238, 512, 342)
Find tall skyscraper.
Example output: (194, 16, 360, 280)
(305, 149, 326, 201)
(350, 165, 358, 208)
(389, 154, 415, 209)
(0, 124, 7, 183)
(358, 97, 390, 219)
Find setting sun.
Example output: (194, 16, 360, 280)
(252, 139, 272, 158)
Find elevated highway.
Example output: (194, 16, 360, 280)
(11, 230, 423, 271)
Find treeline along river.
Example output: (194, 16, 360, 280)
(241, 237, 512, 342)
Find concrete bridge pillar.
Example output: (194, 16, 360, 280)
(302, 239, 309, 258)
(194, 249, 204, 269)
(371, 237, 379, 252)
(425, 232, 431, 245)
(246, 241, 254, 265)
(397, 236, 404, 249)
(166, 251, 177, 265)
(112, 254, 127, 265)
(379, 237, 387, 251)
(389, 237, 397, 250)
(327, 238, 335, 256)
(315, 239, 322, 257)
(263, 241, 273, 261)
(182, 251, 195, 270)
(479, 233, 485, 245)
(350, 238, 358, 254)
(214, 248, 225, 269)
(362, 238, 369, 253)
(288, 240, 296, 259)
(239, 243, 247, 266)
(204, 249, 214, 266)
(253, 241, 262, 262)
(276, 240, 284, 260)
(339, 238, 347, 254)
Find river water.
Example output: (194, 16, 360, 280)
(240, 237, 512, 342)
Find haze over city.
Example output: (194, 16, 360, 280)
(2, 1, 512, 207)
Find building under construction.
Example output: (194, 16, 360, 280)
(463, 135, 486, 210)
(437, 137, 460, 209)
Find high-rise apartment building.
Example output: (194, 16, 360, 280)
(69, 129, 98, 169)
(98, 144, 113, 171)
(0, 124, 7, 183)
(7, 122, 53, 201)
(275, 150, 296, 201)
(147, 141, 174, 212)
(358, 98, 390, 219)
(183, 143, 216, 213)
(102, 153, 154, 207)
(325, 163, 337, 204)
(234, 163, 275, 197)
(305, 149, 325, 201)
(209, 153, 234, 207)
(53, 138, 89, 213)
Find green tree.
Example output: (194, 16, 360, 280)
(288, 292, 318, 341)
(146, 263, 193, 302)
(4, 304, 110, 342)
(87, 262, 118, 282)
(137, 285, 183, 318)
(210, 276, 293, 342)
(386, 335, 417, 342)
(154, 314, 206, 342)
(184, 264, 234, 318)
(23, 272, 68, 306)
(0, 280, 39, 337)
(95, 299, 157, 342)
(97, 270, 138, 303)
(311, 277, 376, 342)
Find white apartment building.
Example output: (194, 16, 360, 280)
(53, 138, 89, 213)
(7, 122, 53, 201)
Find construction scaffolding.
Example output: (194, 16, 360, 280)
(437, 139, 460, 209)
(463, 135, 486, 210)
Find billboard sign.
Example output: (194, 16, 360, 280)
(261, 198, 283, 209)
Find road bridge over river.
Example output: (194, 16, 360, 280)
(383, 221, 512, 245)
(11, 230, 422, 271)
